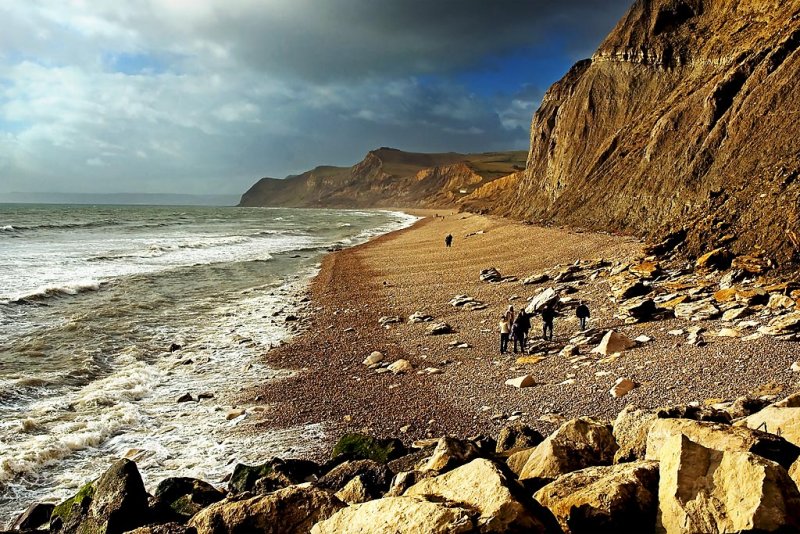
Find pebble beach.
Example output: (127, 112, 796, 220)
(247, 211, 800, 455)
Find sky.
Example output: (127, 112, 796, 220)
(0, 0, 633, 196)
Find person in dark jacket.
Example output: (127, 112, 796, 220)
(576, 301, 590, 331)
(541, 306, 556, 341)
(512, 311, 530, 354)
(444, 234, 453, 247)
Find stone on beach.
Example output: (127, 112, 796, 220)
(524, 287, 559, 314)
(479, 267, 502, 282)
(591, 330, 636, 356)
(496, 423, 544, 453)
(610, 378, 637, 398)
(378, 315, 403, 327)
(419, 436, 482, 474)
(505, 374, 536, 388)
(674, 301, 720, 321)
(760, 311, 800, 336)
(408, 311, 433, 323)
(388, 359, 413, 374)
(363, 351, 384, 365)
(426, 322, 453, 335)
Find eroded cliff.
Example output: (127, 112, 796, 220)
(493, 0, 800, 265)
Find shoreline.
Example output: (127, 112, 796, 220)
(247, 210, 800, 459)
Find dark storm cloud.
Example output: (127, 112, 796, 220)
(201, 0, 634, 81)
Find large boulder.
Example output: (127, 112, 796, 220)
(418, 436, 483, 474)
(613, 406, 658, 463)
(229, 458, 318, 494)
(738, 406, 800, 448)
(657, 434, 800, 533)
(188, 486, 345, 534)
(496, 423, 544, 454)
(534, 461, 659, 533)
(9, 502, 55, 531)
(153, 477, 224, 522)
(316, 459, 393, 499)
(51, 459, 149, 534)
(517, 417, 618, 488)
(405, 459, 559, 533)
(525, 288, 559, 314)
(645, 419, 800, 469)
(309, 497, 474, 534)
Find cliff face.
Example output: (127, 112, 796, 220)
(238, 148, 526, 209)
(494, 0, 800, 265)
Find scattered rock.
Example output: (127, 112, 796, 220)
(229, 458, 318, 494)
(695, 247, 732, 271)
(731, 254, 771, 275)
(760, 312, 800, 337)
(674, 301, 720, 321)
(611, 279, 651, 301)
(610, 378, 637, 398)
(505, 375, 536, 388)
(619, 297, 657, 322)
(496, 423, 544, 454)
(378, 316, 403, 327)
(363, 351, 384, 365)
(479, 267, 502, 282)
(154, 477, 224, 521)
(426, 322, 453, 335)
(331, 434, 406, 464)
(591, 330, 636, 356)
(317, 460, 393, 500)
(9, 502, 55, 532)
(534, 461, 659, 534)
(176, 393, 193, 403)
(226, 408, 246, 420)
(408, 311, 433, 323)
(523, 273, 550, 285)
(525, 287, 559, 314)
(387, 359, 413, 374)
(715, 327, 741, 338)
(190, 486, 345, 534)
(629, 261, 661, 279)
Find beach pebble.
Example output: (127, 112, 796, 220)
(388, 359, 413, 374)
(610, 378, 637, 398)
(363, 351, 384, 365)
(505, 375, 536, 388)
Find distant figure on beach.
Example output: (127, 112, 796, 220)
(576, 301, 590, 331)
(499, 314, 511, 354)
(512, 310, 530, 353)
(541, 306, 556, 341)
(505, 305, 515, 324)
(445, 234, 453, 247)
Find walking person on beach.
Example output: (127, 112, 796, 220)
(499, 314, 511, 354)
(512, 310, 530, 353)
(576, 301, 590, 331)
(541, 306, 556, 341)
(445, 234, 453, 248)
(505, 305, 515, 324)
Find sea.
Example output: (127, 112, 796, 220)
(0, 203, 417, 522)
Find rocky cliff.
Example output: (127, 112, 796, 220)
(489, 0, 800, 266)
(238, 148, 526, 209)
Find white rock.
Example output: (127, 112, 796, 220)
(363, 351, 384, 365)
(388, 359, 413, 374)
(791, 362, 800, 372)
(634, 335, 652, 343)
(667, 329, 684, 336)
(715, 328, 741, 338)
(591, 330, 637, 356)
(505, 375, 536, 388)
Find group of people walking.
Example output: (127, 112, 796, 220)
(499, 301, 591, 354)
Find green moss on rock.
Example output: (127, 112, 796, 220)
(331, 434, 406, 464)
(51, 481, 96, 526)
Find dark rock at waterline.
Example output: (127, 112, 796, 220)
(315, 460, 393, 499)
(229, 458, 318, 494)
(284, 315, 299, 322)
(153, 477, 224, 522)
(176, 393, 194, 403)
(51, 459, 148, 534)
(330, 433, 406, 463)
(9, 502, 54, 531)
(197, 392, 214, 400)
(169, 343, 182, 353)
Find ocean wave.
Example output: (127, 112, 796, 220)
(4, 281, 104, 305)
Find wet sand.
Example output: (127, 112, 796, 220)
(248, 211, 800, 458)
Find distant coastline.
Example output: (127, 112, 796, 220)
(0, 192, 240, 206)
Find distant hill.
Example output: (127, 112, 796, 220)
(238, 148, 527, 209)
